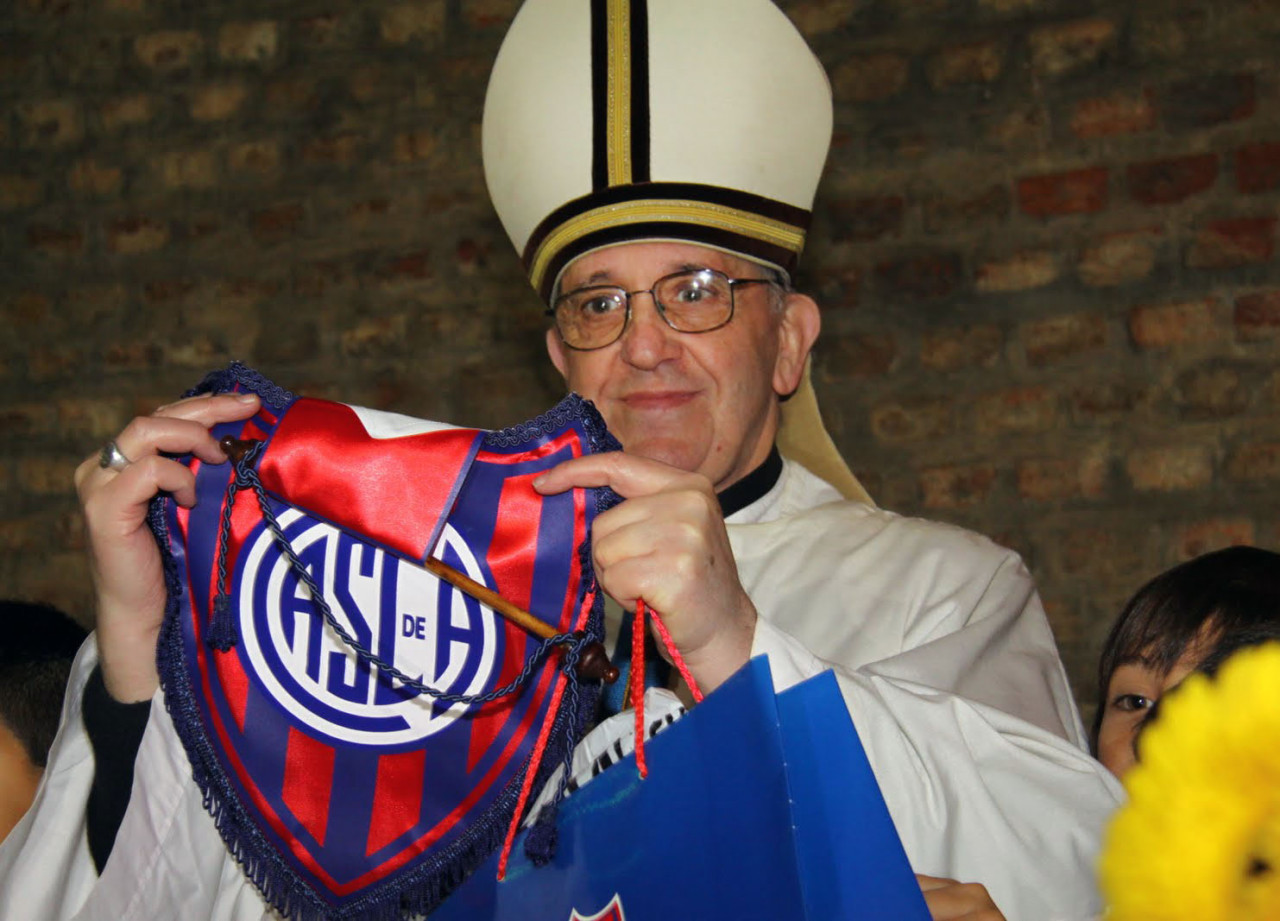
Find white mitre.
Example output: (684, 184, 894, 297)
(482, 0, 871, 504)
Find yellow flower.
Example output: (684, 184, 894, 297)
(1100, 642, 1280, 921)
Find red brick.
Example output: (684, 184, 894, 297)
(1235, 291, 1280, 340)
(18, 456, 79, 495)
(975, 250, 1060, 293)
(1126, 445, 1213, 491)
(829, 195, 904, 243)
(1071, 382, 1149, 423)
(920, 324, 1003, 372)
(292, 260, 350, 298)
(975, 386, 1059, 435)
(134, 30, 203, 75)
(15, 98, 82, 147)
(1235, 142, 1280, 194)
(927, 41, 1004, 89)
(870, 397, 952, 444)
(830, 53, 910, 103)
(3, 292, 53, 330)
(823, 332, 897, 379)
(1059, 527, 1146, 583)
(190, 82, 249, 121)
(1024, 312, 1107, 366)
(921, 463, 997, 510)
(1017, 167, 1108, 218)
(1186, 217, 1276, 269)
(986, 106, 1048, 148)
(1174, 519, 1256, 561)
(1226, 443, 1280, 482)
(922, 185, 1009, 235)
(228, 139, 281, 176)
(0, 173, 42, 211)
(340, 315, 411, 356)
(99, 94, 154, 132)
(1029, 19, 1117, 79)
(874, 253, 962, 300)
(1070, 90, 1156, 139)
(1129, 298, 1221, 349)
(347, 198, 393, 231)
(57, 397, 129, 439)
(68, 158, 123, 197)
(1174, 365, 1245, 418)
(1016, 454, 1107, 502)
(1078, 229, 1160, 287)
(302, 133, 365, 167)
(379, 1, 446, 44)
(1164, 73, 1255, 130)
(218, 21, 278, 63)
(27, 223, 85, 257)
(371, 249, 433, 289)
(1126, 154, 1217, 205)
(107, 217, 170, 255)
(153, 149, 218, 190)
(250, 204, 304, 242)
(392, 129, 436, 164)
(462, 0, 522, 28)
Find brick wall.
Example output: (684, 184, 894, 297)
(4, 0, 1279, 721)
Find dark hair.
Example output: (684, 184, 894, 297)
(1089, 546, 1280, 755)
(0, 600, 88, 768)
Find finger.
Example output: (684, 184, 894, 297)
(102, 398, 257, 471)
(153, 391, 260, 423)
(83, 456, 200, 529)
(916, 875, 956, 892)
(532, 451, 702, 499)
(588, 487, 716, 545)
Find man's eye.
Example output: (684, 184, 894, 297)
(1112, 693, 1154, 713)
(579, 296, 620, 316)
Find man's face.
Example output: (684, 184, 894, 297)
(545, 241, 818, 490)
(0, 721, 39, 843)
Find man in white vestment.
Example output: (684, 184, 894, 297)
(0, 1, 1123, 920)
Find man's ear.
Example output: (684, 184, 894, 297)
(546, 326, 570, 383)
(773, 292, 821, 398)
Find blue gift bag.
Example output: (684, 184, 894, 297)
(431, 657, 929, 920)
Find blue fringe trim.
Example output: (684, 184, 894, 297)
(154, 363, 613, 919)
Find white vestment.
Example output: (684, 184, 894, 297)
(0, 459, 1122, 921)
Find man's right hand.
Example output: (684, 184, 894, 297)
(916, 874, 1006, 920)
(74, 393, 261, 703)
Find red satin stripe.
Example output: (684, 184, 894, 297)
(213, 648, 251, 732)
(366, 749, 428, 857)
(283, 728, 336, 847)
(485, 472, 541, 614)
(258, 400, 480, 560)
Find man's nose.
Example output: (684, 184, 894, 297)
(618, 291, 680, 367)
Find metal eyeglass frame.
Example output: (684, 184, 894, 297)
(545, 267, 779, 351)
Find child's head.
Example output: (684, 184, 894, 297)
(0, 600, 87, 840)
(1091, 546, 1280, 778)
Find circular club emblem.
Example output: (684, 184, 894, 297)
(236, 509, 500, 746)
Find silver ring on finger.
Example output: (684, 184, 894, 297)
(98, 439, 133, 472)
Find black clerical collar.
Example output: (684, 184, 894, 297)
(717, 446, 783, 518)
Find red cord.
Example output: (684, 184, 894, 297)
(495, 665, 570, 880)
(631, 599, 648, 778)
(647, 606, 704, 704)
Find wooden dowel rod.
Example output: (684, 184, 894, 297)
(219, 435, 618, 685)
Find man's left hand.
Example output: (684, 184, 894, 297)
(533, 451, 756, 694)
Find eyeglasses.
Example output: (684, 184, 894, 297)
(546, 268, 779, 351)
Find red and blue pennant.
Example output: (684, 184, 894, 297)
(152, 363, 619, 919)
